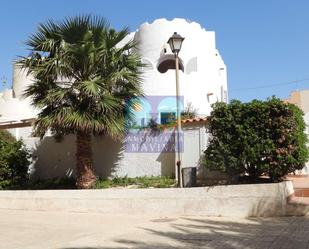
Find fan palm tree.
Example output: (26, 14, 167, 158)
(19, 15, 143, 189)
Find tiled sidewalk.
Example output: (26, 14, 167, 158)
(0, 210, 309, 249)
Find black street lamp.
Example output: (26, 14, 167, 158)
(167, 32, 185, 55)
(167, 32, 184, 187)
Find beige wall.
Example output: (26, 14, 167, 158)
(299, 90, 309, 114)
(285, 89, 309, 113)
(285, 90, 309, 175)
(285, 91, 301, 107)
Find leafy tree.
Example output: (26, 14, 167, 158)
(204, 97, 309, 182)
(19, 15, 143, 188)
(0, 130, 30, 189)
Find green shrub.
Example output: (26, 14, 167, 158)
(10, 176, 175, 190)
(0, 130, 31, 189)
(15, 177, 76, 190)
(204, 97, 309, 182)
(94, 176, 176, 189)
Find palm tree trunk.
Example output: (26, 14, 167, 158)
(76, 131, 96, 189)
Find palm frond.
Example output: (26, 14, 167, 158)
(20, 15, 144, 138)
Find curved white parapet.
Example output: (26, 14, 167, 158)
(132, 18, 227, 116)
(12, 63, 34, 99)
(0, 64, 37, 123)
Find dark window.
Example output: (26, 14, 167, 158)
(160, 112, 176, 124)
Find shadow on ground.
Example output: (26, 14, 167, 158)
(61, 216, 309, 249)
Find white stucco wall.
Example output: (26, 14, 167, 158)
(12, 63, 34, 98)
(7, 123, 207, 179)
(0, 181, 297, 217)
(0, 65, 38, 122)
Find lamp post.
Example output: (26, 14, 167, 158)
(167, 32, 185, 187)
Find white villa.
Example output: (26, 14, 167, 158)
(0, 18, 227, 179)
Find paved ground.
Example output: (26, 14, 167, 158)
(0, 210, 309, 249)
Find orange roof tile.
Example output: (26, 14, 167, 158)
(181, 117, 208, 124)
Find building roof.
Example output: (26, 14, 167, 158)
(0, 116, 208, 130)
(181, 117, 208, 124)
(0, 118, 35, 129)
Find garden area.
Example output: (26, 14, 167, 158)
(1, 97, 308, 190)
(0, 127, 176, 190)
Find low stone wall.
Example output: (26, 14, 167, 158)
(0, 181, 294, 217)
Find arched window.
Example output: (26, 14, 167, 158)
(157, 54, 184, 73)
(157, 97, 184, 124)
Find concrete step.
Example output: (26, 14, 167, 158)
(286, 196, 309, 216)
(289, 196, 309, 205)
(294, 188, 309, 197)
(286, 175, 309, 197)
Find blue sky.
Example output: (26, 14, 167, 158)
(0, 0, 308, 102)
